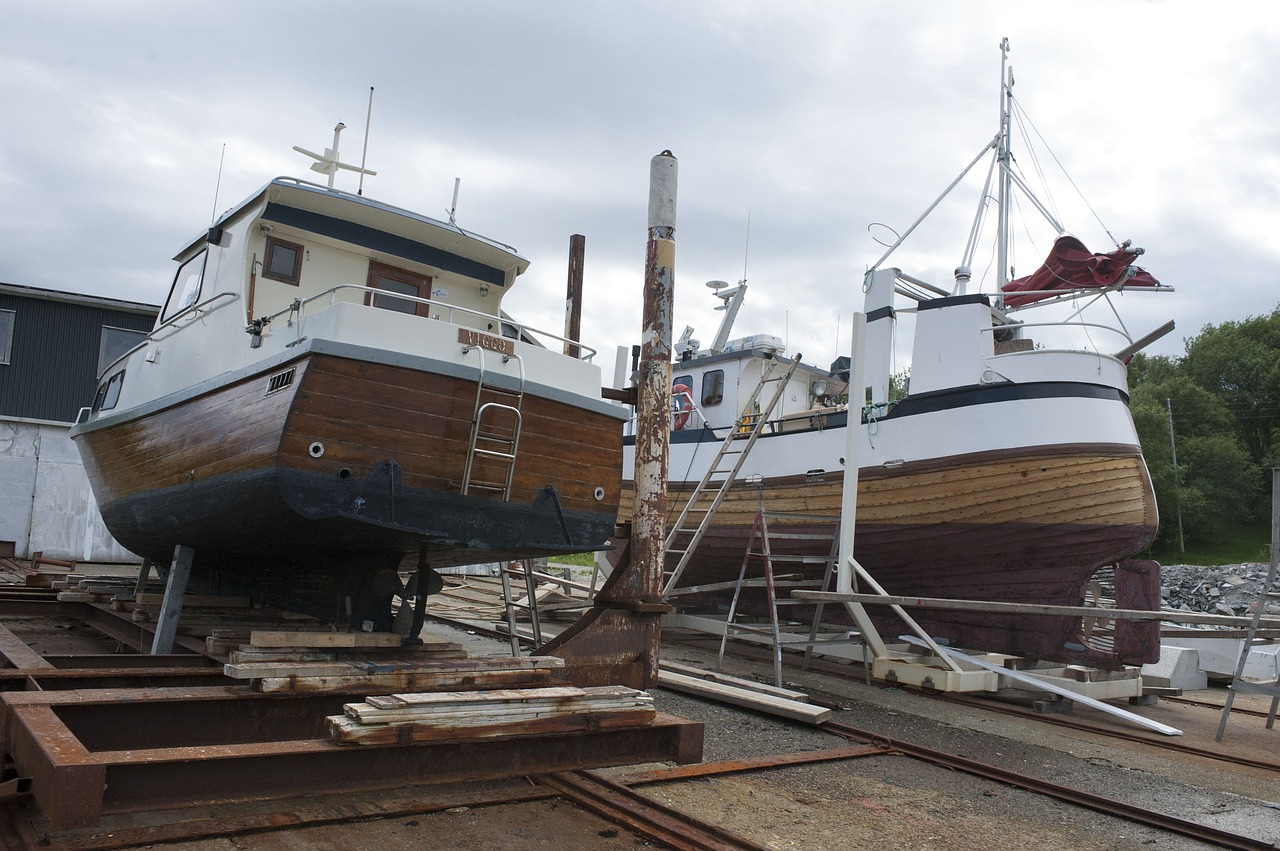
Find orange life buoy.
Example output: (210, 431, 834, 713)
(671, 383, 693, 430)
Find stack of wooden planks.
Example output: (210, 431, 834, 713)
(221, 629, 570, 694)
(328, 685, 655, 744)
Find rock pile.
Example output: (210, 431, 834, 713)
(1159, 562, 1280, 622)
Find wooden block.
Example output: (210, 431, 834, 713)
(248, 630, 397, 649)
(55, 591, 98, 603)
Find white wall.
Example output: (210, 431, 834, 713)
(0, 417, 141, 563)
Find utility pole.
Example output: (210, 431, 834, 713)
(1166, 399, 1186, 553)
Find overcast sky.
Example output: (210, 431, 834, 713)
(2, 2, 1276, 375)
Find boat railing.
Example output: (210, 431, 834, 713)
(981, 319, 1134, 353)
(255, 283, 597, 361)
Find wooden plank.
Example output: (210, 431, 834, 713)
(227, 646, 466, 664)
(229, 654, 561, 679)
(327, 708, 656, 744)
(347, 696, 652, 725)
(248, 630, 396, 648)
(659, 661, 810, 703)
(135, 593, 252, 608)
(657, 670, 831, 724)
(254, 667, 559, 694)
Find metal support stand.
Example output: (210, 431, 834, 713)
(149, 545, 194, 654)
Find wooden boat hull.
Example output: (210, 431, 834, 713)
(75, 350, 622, 614)
(621, 443, 1160, 667)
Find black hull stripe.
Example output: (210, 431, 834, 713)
(627, 381, 1128, 447)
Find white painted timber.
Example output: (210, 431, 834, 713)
(657, 670, 832, 724)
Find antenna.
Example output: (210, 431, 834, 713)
(357, 87, 374, 196)
(293, 119, 378, 189)
(742, 210, 751, 285)
(448, 178, 461, 225)
(210, 143, 226, 224)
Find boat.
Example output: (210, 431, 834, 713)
(615, 40, 1172, 669)
(70, 125, 626, 627)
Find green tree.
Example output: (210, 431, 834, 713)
(1128, 353, 1261, 549)
(1181, 306, 1280, 472)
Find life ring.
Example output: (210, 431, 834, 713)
(671, 383, 693, 430)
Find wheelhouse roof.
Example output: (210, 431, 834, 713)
(177, 177, 530, 277)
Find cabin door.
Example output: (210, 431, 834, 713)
(366, 261, 433, 317)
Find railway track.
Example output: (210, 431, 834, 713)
(819, 719, 1278, 851)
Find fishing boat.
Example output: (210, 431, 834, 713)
(71, 126, 626, 625)
(616, 40, 1172, 669)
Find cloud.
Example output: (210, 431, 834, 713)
(0, 1, 1276, 367)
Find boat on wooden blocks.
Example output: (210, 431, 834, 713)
(71, 132, 625, 623)
(615, 40, 1172, 669)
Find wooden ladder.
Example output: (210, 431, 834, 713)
(662, 353, 802, 598)
(461, 346, 525, 499)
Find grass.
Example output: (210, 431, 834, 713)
(1148, 517, 1272, 565)
(549, 552, 597, 567)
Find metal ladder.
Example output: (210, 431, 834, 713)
(461, 345, 525, 499)
(662, 353, 802, 597)
(1216, 469, 1280, 740)
(717, 509, 844, 686)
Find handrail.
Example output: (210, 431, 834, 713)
(981, 319, 1133, 347)
(255, 283, 597, 361)
(151, 291, 240, 340)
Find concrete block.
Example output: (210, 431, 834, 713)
(1142, 645, 1208, 691)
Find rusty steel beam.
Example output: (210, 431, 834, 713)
(3, 683, 703, 832)
(614, 743, 891, 785)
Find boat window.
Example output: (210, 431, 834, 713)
(263, 236, 304, 286)
(701, 369, 725, 407)
(367, 261, 432, 317)
(93, 369, 126, 413)
(0, 309, 13, 365)
(161, 250, 208, 321)
(97, 326, 146, 376)
(673, 374, 692, 391)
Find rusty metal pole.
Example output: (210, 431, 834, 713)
(633, 151, 678, 606)
(564, 234, 585, 358)
(534, 153, 678, 689)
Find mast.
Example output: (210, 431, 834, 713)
(995, 37, 1013, 298)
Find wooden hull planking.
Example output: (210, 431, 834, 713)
(620, 445, 1160, 667)
(75, 352, 622, 590)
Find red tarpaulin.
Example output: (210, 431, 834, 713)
(1001, 235, 1160, 307)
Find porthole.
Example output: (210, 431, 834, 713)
(308, 442, 325, 458)
(593, 486, 605, 501)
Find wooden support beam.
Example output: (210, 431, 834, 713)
(150, 545, 194, 655)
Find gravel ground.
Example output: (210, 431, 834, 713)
(6, 567, 1279, 851)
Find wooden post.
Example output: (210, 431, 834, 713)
(150, 545, 194, 654)
(564, 234, 585, 358)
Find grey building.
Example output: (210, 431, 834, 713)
(0, 283, 158, 561)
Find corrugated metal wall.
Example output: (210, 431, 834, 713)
(0, 289, 157, 423)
